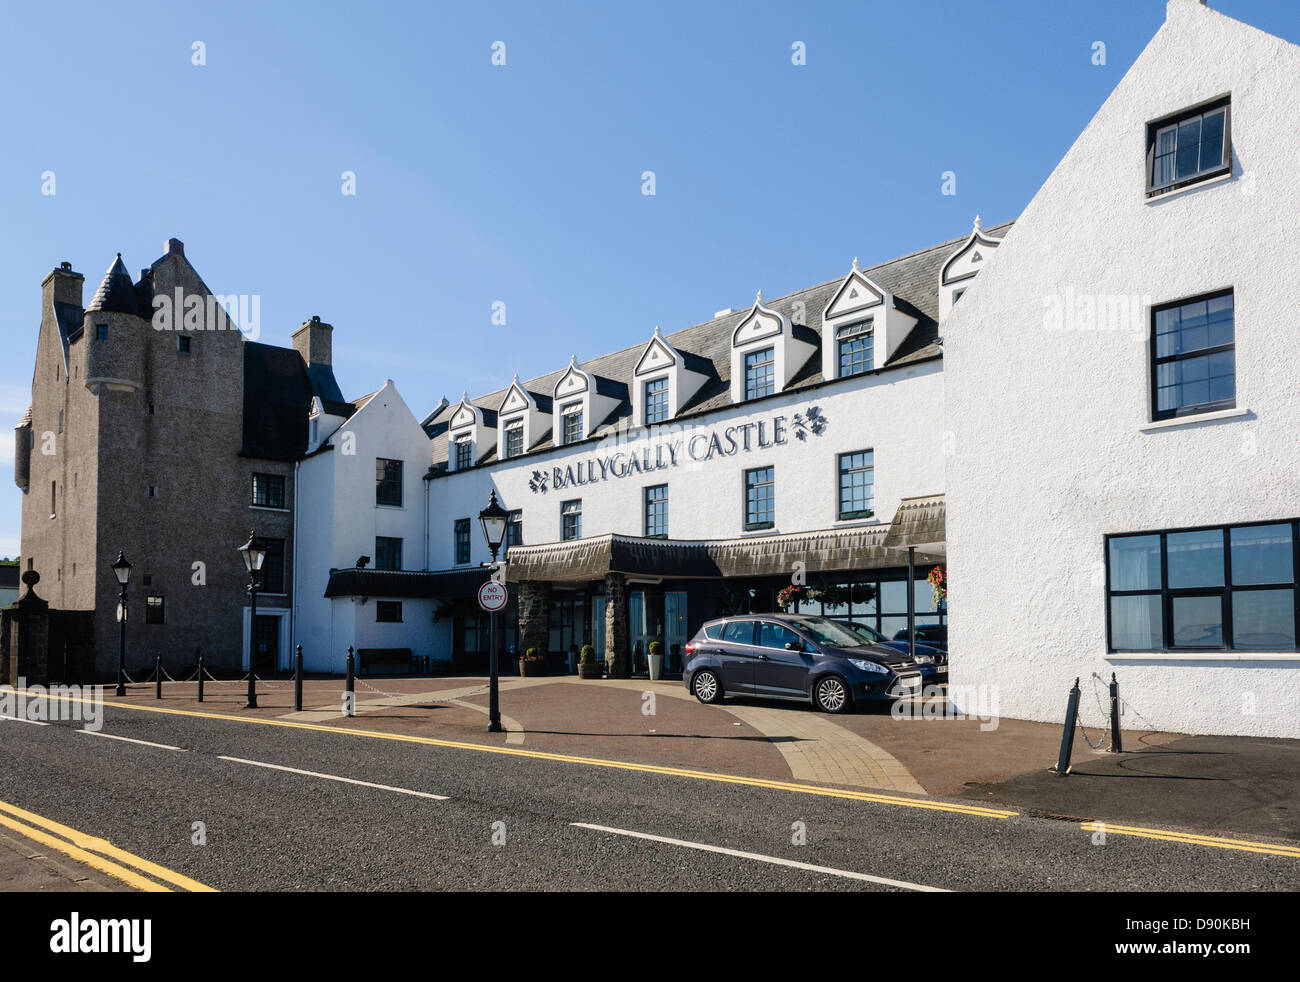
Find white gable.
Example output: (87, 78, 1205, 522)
(823, 268, 886, 320)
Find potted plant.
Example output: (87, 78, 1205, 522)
(519, 647, 545, 677)
(567, 643, 579, 675)
(578, 644, 602, 679)
(648, 640, 664, 681)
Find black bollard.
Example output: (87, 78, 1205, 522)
(197, 655, 205, 703)
(155, 656, 163, 699)
(294, 644, 303, 712)
(345, 646, 355, 717)
(1051, 677, 1081, 776)
(1109, 672, 1123, 753)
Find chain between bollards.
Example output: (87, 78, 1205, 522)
(345, 646, 355, 717)
(294, 644, 304, 713)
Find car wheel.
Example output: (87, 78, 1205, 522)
(692, 669, 723, 704)
(813, 675, 851, 714)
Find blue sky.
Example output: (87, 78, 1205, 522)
(1, 0, 1297, 557)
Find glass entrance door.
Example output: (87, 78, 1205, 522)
(665, 592, 688, 673)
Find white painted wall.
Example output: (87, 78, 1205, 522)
(944, 0, 1300, 738)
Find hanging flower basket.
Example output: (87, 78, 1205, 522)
(928, 565, 947, 607)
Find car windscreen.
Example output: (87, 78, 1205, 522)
(794, 617, 873, 648)
(834, 620, 885, 644)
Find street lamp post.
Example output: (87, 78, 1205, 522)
(238, 531, 268, 710)
(478, 490, 509, 734)
(110, 551, 132, 697)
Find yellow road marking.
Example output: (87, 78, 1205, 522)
(1079, 821, 1300, 858)
(21, 692, 1017, 819)
(0, 799, 215, 892)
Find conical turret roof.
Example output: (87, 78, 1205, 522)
(87, 253, 139, 315)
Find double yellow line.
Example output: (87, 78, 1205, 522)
(0, 798, 215, 892)
(1079, 821, 1300, 858)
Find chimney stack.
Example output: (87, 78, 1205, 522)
(292, 315, 333, 367)
(41, 261, 84, 310)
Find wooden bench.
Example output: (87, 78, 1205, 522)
(356, 648, 421, 676)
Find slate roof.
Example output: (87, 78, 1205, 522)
(324, 566, 489, 600)
(425, 221, 1013, 471)
(242, 342, 350, 461)
(86, 255, 139, 315)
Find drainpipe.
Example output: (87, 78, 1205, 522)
(907, 546, 916, 661)
(423, 474, 430, 571)
(290, 458, 299, 672)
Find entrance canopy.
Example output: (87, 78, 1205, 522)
(504, 495, 945, 584)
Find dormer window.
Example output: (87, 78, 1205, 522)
(560, 403, 584, 444)
(836, 319, 874, 377)
(644, 377, 669, 424)
(1147, 97, 1230, 198)
(504, 421, 524, 459)
(744, 348, 775, 400)
(938, 220, 1002, 323)
(454, 436, 473, 470)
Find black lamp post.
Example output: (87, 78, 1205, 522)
(239, 530, 268, 709)
(110, 551, 132, 697)
(478, 490, 509, 734)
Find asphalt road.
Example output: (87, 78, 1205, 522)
(1, 703, 1296, 892)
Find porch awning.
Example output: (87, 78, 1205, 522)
(881, 494, 946, 558)
(324, 566, 489, 600)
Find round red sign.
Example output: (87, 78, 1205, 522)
(478, 581, 508, 612)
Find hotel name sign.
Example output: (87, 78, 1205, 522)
(529, 405, 827, 494)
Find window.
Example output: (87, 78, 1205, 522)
(57, 411, 63, 434)
(644, 484, 668, 538)
(376, 601, 403, 623)
(1152, 290, 1234, 420)
(561, 404, 584, 444)
(722, 620, 757, 645)
(252, 473, 286, 509)
(952, 288, 966, 305)
(95, 324, 108, 341)
(744, 348, 775, 400)
(744, 467, 775, 531)
(148, 486, 157, 498)
(504, 421, 524, 459)
(1147, 98, 1230, 197)
(454, 437, 473, 470)
(376, 458, 403, 506)
(644, 377, 670, 424)
(261, 538, 286, 593)
(837, 320, 874, 377)
(561, 499, 582, 541)
(1106, 521, 1298, 652)
(505, 511, 523, 553)
(759, 621, 801, 651)
(375, 536, 403, 571)
(146, 596, 165, 624)
(143, 575, 153, 588)
(838, 451, 875, 520)
(454, 518, 471, 565)
(178, 336, 191, 353)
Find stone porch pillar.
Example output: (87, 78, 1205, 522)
(10, 571, 50, 686)
(516, 580, 552, 664)
(604, 572, 630, 678)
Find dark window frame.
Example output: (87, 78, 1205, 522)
(454, 518, 472, 565)
(145, 596, 165, 624)
(561, 499, 582, 541)
(836, 320, 874, 378)
(1150, 288, 1235, 421)
(743, 466, 775, 531)
(560, 403, 584, 445)
(744, 347, 776, 400)
(644, 377, 670, 424)
(1146, 96, 1231, 198)
(454, 437, 473, 471)
(376, 601, 403, 623)
(95, 324, 108, 341)
(375, 536, 403, 572)
(644, 483, 668, 539)
(503, 420, 524, 459)
(376, 458, 403, 506)
(251, 472, 286, 509)
(505, 510, 523, 554)
(1104, 518, 1299, 654)
(837, 450, 875, 520)
(178, 336, 191, 353)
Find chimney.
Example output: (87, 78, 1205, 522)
(41, 261, 84, 310)
(164, 237, 185, 258)
(292, 315, 333, 367)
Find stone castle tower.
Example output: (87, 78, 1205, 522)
(14, 239, 344, 680)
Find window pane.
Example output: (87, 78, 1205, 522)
(1175, 117, 1202, 179)
(723, 621, 755, 644)
(1108, 535, 1162, 591)
(759, 622, 800, 650)
(879, 580, 908, 613)
(1170, 594, 1223, 647)
(851, 582, 878, 616)
(1110, 594, 1163, 651)
(1231, 589, 1296, 650)
(1167, 529, 1225, 588)
(1199, 109, 1225, 171)
(1230, 524, 1294, 585)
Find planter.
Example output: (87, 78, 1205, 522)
(577, 662, 603, 679)
(648, 653, 663, 681)
(519, 659, 545, 677)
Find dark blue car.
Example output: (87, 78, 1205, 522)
(833, 620, 947, 681)
(684, 614, 924, 713)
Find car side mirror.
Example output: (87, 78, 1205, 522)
(784, 641, 803, 652)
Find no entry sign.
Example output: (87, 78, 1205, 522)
(478, 581, 508, 612)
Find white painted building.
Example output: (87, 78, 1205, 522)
(945, 0, 1300, 738)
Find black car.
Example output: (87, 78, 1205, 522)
(892, 625, 948, 652)
(832, 620, 947, 681)
(683, 614, 924, 714)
